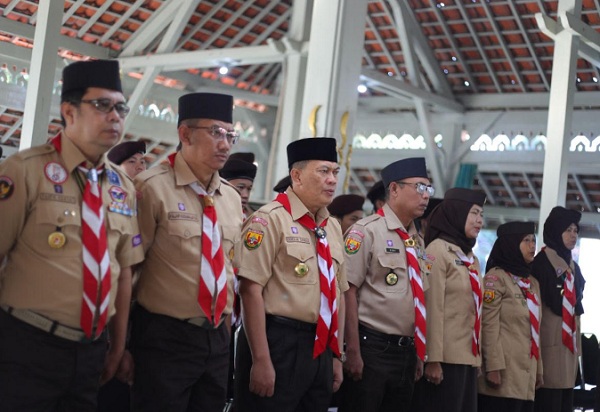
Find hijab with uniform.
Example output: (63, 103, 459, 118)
(485, 221, 535, 277)
(424, 187, 486, 254)
(532, 206, 584, 316)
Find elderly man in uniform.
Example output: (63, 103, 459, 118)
(220, 152, 257, 218)
(108, 140, 147, 180)
(131, 92, 242, 412)
(340, 157, 433, 412)
(0, 60, 143, 411)
(235, 137, 348, 412)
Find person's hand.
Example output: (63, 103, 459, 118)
(535, 374, 544, 389)
(486, 370, 502, 388)
(333, 359, 344, 392)
(343, 348, 364, 381)
(100, 346, 124, 385)
(249, 358, 276, 397)
(414, 357, 424, 381)
(115, 349, 135, 385)
(424, 362, 443, 385)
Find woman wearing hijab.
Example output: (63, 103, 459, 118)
(419, 188, 486, 412)
(532, 207, 585, 412)
(477, 222, 542, 412)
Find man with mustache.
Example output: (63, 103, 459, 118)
(131, 93, 243, 412)
(0, 60, 143, 411)
(340, 157, 433, 412)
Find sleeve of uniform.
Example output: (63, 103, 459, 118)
(343, 223, 371, 288)
(237, 210, 278, 286)
(424, 240, 448, 363)
(112, 177, 144, 268)
(481, 270, 506, 372)
(134, 176, 158, 255)
(0, 156, 27, 256)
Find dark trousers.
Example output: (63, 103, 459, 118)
(415, 363, 478, 412)
(478, 393, 534, 412)
(97, 377, 131, 412)
(235, 316, 333, 412)
(130, 305, 230, 412)
(0, 309, 107, 412)
(533, 388, 573, 412)
(338, 327, 417, 412)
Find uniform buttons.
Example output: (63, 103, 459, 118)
(58, 217, 64, 223)
(64, 210, 70, 215)
(71, 211, 76, 217)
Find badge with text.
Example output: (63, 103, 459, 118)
(244, 229, 264, 250)
(44, 162, 68, 184)
(0, 176, 14, 200)
(345, 236, 362, 254)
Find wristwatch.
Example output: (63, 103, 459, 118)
(335, 351, 347, 363)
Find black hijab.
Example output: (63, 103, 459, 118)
(424, 188, 486, 254)
(485, 221, 535, 277)
(543, 206, 581, 263)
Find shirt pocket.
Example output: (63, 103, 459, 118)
(166, 219, 202, 261)
(106, 210, 137, 235)
(34, 203, 82, 257)
(376, 254, 408, 294)
(283, 243, 317, 285)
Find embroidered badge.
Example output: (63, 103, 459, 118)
(387, 240, 393, 247)
(345, 237, 362, 255)
(109, 185, 127, 203)
(485, 281, 495, 287)
(244, 229, 264, 250)
(348, 229, 364, 238)
(0, 176, 14, 200)
(251, 216, 268, 226)
(483, 289, 496, 304)
(106, 169, 121, 186)
(178, 202, 186, 211)
(44, 162, 68, 184)
(291, 226, 299, 234)
(132, 234, 142, 247)
(54, 185, 63, 193)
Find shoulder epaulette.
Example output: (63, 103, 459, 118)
(135, 163, 169, 183)
(16, 143, 55, 160)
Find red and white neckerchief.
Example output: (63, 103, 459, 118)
(455, 250, 482, 356)
(169, 153, 227, 325)
(562, 269, 577, 353)
(511, 274, 540, 359)
(376, 209, 426, 361)
(276, 193, 340, 359)
(51, 135, 111, 339)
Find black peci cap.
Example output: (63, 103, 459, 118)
(220, 158, 257, 181)
(107, 140, 146, 165)
(273, 175, 292, 193)
(328, 194, 365, 217)
(287, 137, 337, 169)
(178, 92, 233, 126)
(61, 60, 122, 99)
(381, 157, 428, 188)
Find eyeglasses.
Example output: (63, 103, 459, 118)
(80, 99, 130, 118)
(397, 181, 435, 196)
(187, 125, 240, 145)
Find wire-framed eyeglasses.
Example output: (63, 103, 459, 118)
(80, 99, 130, 118)
(187, 125, 240, 145)
(397, 181, 435, 196)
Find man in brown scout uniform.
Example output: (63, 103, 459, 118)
(339, 157, 433, 412)
(235, 137, 348, 412)
(132, 92, 243, 412)
(0, 59, 143, 411)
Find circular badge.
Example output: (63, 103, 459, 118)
(385, 272, 398, 286)
(0, 176, 15, 200)
(48, 231, 66, 249)
(203, 195, 214, 207)
(404, 237, 416, 247)
(315, 227, 327, 239)
(44, 162, 68, 184)
(295, 263, 309, 277)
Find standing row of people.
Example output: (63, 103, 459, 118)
(0, 58, 586, 412)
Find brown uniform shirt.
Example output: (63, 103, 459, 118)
(0, 134, 143, 328)
(425, 238, 482, 367)
(344, 203, 430, 336)
(237, 188, 348, 324)
(134, 151, 242, 320)
(478, 268, 543, 401)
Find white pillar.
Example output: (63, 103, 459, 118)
(537, 0, 582, 246)
(19, 1, 62, 150)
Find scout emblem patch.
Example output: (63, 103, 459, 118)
(106, 169, 121, 186)
(295, 263, 309, 277)
(385, 272, 398, 286)
(0, 176, 14, 200)
(483, 289, 496, 303)
(44, 162, 68, 184)
(109, 185, 127, 203)
(244, 229, 263, 250)
(345, 236, 361, 254)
